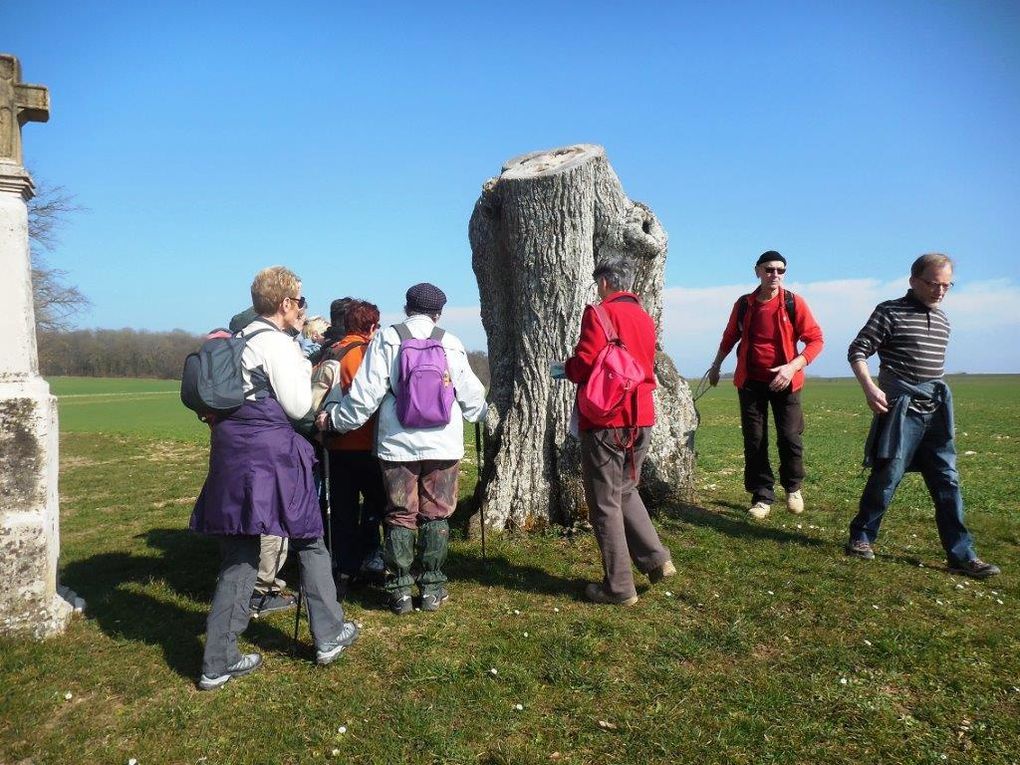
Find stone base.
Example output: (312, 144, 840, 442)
(1, 376, 68, 639)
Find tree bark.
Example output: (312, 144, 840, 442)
(470, 144, 696, 530)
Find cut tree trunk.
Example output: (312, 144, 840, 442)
(469, 144, 696, 530)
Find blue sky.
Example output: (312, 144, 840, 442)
(5, 0, 1019, 375)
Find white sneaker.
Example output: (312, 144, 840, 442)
(786, 489, 804, 514)
(748, 501, 771, 519)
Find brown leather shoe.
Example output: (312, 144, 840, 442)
(585, 583, 638, 606)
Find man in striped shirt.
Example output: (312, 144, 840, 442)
(844, 253, 1000, 579)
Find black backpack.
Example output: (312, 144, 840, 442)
(181, 326, 274, 419)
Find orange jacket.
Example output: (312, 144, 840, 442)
(717, 287, 824, 392)
(326, 333, 376, 452)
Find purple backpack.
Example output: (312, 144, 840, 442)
(393, 323, 455, 428)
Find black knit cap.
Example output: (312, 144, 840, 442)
(756, 250, 787, 267)
(405, 283, 447, 314)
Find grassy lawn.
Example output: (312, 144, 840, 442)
(1, 376, 1017, 764)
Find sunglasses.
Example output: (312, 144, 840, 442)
(763, 267, 786, 275)
(288, 295, 307, 309)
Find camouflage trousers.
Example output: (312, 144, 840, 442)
(379, 459, 459, 530)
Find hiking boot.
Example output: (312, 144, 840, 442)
(420, 587, 450, 612)
(585, 583, 638, 606)
(845, 539, 875, 560)
(748, 501, 771, 520)
(197, 653, 262, 691)
(947, 558, 1001, 580)
(647, 560, 676, 584)
(786, 489, 804, 514)
(361, 549, 385, 576)
(249, 591, 296, 617)
(316, 621, 360, 665)
(389, 592, 414, 616)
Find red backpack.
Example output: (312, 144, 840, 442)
(577, 304, 645, 424)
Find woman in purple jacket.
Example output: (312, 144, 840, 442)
(190, 266, 358, 690)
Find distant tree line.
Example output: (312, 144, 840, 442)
(38, 327, 493, 386)
(38, 329, 202, 379)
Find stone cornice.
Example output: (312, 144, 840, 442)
(0, 163, 35, 200)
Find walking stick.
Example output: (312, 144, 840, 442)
(291, 583, 303, 655)
(323, 449, 333, 562)
(475, 421, 486, 562)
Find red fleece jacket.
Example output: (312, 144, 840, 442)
(717, 287, 824, 392)
(565, 292, 657, 430)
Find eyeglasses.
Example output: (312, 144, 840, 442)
(763, 267, 786, 275)
(916, 278, 953, 292)
(287, 295, 307, 309)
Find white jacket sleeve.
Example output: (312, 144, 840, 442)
(447, 342, 488, 423)
(327, 331, 393, 433)
(263, 333, 313, 419)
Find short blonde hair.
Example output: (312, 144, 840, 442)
(251, 266, 300, 316)
(303, 316, 329, 339)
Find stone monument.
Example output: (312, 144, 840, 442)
(0, 53, 81, 639)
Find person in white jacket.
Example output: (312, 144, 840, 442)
(318, 283, 487, 614)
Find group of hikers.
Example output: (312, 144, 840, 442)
(186, 250, 1000, 691)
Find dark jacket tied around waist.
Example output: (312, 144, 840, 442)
(863, 376, 953, 471)
(190, 397, 322, 539)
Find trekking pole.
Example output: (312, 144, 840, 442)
(475, 421, 486, 562)
(323, 449, 333, 563)
(291, 583, 303, 656)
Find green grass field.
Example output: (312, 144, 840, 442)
(1, 375, 1017, 764)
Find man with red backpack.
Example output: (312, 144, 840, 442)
(565, 255, 675, 606)
(317, 283, 488, 615)
(708, 251, 824, 520)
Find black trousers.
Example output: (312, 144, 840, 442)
(737, 380, 805, 504)
(327, 450, 386, 577)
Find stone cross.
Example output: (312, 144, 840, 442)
(0, 54, 50, 166)
(0, 53, 81, 639)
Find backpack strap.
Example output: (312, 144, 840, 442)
(428, 325, 446, 342)
(590, 304, 620, 343)
(393, 323, 413, 342)
(239, 326, 277, 399)
(784, 289, 796, 327)
(334, 339, 368, 363)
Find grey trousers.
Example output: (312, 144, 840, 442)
(580, 426, 670, 600)
(254, 534, 288, 595)
(202, 535, 345, 676)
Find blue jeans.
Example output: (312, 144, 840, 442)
(849, 406, 975, 563)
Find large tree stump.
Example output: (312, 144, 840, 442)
(470, 144, 696, 530)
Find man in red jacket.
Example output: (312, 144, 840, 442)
(565, 255, 675, 606)
(709, 251, 824, 519)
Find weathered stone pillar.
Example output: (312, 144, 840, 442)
(0, 53, 80, 639)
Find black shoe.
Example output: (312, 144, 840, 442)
(420, 587, 450, 612)
(844, 540, 875, 560)
(948, 558, 1001, 579)
(250, 592, 296, 616)
(389, 592, 413, 615)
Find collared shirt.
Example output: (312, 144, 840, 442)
(324, 314, 488, 461)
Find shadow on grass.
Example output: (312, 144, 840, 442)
(61, 528, 297, 681)
(662, 501, 829, 549)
